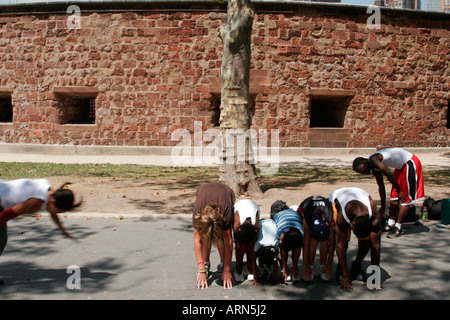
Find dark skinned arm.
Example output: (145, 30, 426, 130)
(249, 244, 261, 286)
(333, 199, 353, 291)
(323, 225, 335, 280)
(335, 222, 353, 291)
(369, 197, 382, 266)
(250, 219, 261, 286)
(372, 169, 387, 215)
(222, 228, 234, 289)
(369, 154, 407, 203)
(302, 223, 314, 282)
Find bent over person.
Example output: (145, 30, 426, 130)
(0, 179, 81, 285)
(329, 187, 382, 291)
(272, 204, 304, 282)
(298, 195, 334, 282)
(193, 182, 235, 289)
(353, 146, 425, 238)
(232, 199, 260, 284)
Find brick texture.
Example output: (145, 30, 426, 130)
(0, 2, 449, 148)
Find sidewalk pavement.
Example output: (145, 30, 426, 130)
(0, 213, 449, 301)
(0, 144, 449, 170)
(0, 145, 449, 302)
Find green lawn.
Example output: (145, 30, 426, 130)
(0, 162, 447, 188)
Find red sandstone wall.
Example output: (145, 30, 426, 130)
(0, 2, 449, 148)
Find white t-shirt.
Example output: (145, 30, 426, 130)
(254, 219, 278, 252)
(0, 179, 51, 210)
(234, 199, 260, 225)
(329, 187, 372, 225)
(372, 148, 413, 170)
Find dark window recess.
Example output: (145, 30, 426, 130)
(0, 97, 13, 122)
(209, 93, 221, 127)
(309, 96, 351, 128)
(60, 97, 96, 124)
(447, 100, 450, 129)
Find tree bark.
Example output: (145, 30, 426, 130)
(218, 0, 262, 197)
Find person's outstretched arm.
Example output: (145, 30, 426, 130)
(0, 198, 43, 226)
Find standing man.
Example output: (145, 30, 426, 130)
(329, 187, 382, 291)
(193, 182, 235, 289)
(352, 146, 425, 238)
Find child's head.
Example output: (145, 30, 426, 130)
(353, 215, 372, 239)
(309, 211, 330, 242)
(195, 204, 224, 247)
(270, 200, 289, 214)
(258, 246, 277, 267)
(280, 228, 303, 252)
(238, 218, 257, 245)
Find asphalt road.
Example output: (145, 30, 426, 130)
(0, 213, 449, 302)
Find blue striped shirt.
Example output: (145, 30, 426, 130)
(274, 209, 304, 240)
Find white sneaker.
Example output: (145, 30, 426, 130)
(247, 274, 254, 281)
(318, 265, 332, 281)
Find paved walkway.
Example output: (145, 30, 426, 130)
(0, 146, 449, 304)
(0, 145, 449, 170)
(0, 213, 449, 302)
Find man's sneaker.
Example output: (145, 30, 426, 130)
(217, 262, 224, 273)
(383, 223, 395, 232)
(387, 226, 402, 238)
(318, 265, 332, 282)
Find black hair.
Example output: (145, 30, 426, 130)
(238, 220, 257, 245)
(352, 157, 370, 174)
(52, 182, 82, 211)
(258, 246, 277, 267)
(280, 228, 303, 252)
(353, 215, 372, 239)
(270, 200, 289, 214)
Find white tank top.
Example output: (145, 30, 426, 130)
(254, 219, 278, 252)
(234, 199, 260, 225)
(329, 187, 372, 225)
(372, 148, 412, 170)
(0, 179, 51, 210)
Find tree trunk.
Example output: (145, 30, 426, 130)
(218, 0, 262, 197)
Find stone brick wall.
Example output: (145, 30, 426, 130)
(0, 1, 449, 148)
